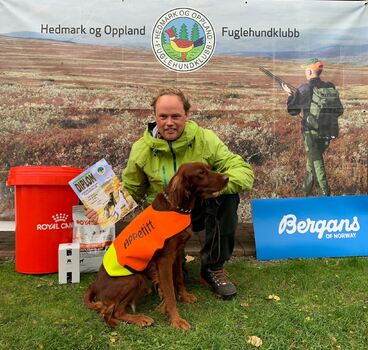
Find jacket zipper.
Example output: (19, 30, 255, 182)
(162, 165, 167, 186)
(162, 142, 177, 187)
(168, 141, 177, 173)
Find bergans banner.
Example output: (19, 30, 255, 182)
(252, 196, 368, 260)
(0, 1, 367, 223)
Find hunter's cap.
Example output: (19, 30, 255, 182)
(302, 58, 324, 71)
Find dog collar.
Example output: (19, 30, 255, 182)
(162, 191, 192, 214)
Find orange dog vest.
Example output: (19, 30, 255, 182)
(103, 205, 191, 276)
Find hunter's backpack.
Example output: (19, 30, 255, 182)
(306, 86, 341, 139)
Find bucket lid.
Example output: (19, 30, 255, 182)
(6, 166, 83, 186)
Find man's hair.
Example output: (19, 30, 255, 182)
(304, 58, 323, 77)
(151, 88, 191, 114)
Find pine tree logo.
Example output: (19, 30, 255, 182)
(152, 8, 215, 73)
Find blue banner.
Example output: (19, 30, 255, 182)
(251, 195, 368, 260)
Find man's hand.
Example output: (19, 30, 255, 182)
(85, 207, 100, 225)
(282, 83, 292, 96)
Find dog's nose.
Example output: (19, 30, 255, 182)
(223, 176, 229, 182)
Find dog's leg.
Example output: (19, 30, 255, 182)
(173, 251, 197, 304)
(102, 304, 121, 328)
(157, 254, 191, 331)
(114, 309, 154, 327)
(113, 277, 154, 328)
(103, 303, 153, 329)
(147, 263, 163, 301)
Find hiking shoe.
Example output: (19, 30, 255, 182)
(199, 268, 237, 300)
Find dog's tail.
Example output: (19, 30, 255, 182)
(84, 285, 118, 327)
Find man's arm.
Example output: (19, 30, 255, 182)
(122, 143, 149, 202)
(286, 92, 302, 116)
(282, 83, 302, 116)
(282, 83, 293, 96)
(205, 130, 254, 194)
(284, 83, 312, 117)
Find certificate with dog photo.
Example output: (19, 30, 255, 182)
(69, 159, 137, 229)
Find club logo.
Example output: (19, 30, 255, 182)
(97, 166, 105, 175)
(151, 8, 215, 73)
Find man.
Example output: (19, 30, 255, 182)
(122, 88, 254, 299)
(282, 58, 343, 196)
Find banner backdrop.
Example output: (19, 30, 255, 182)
(0, 0, 367, 222)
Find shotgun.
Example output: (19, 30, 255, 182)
(259, 66, 297, 94)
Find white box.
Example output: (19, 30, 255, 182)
(58, 242, 80, 284)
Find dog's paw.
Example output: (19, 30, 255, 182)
(179, 292, 197, 304)
(171, 317, 191, 331)
(135, 315, 154, 327)
(105, 316, 120, 328)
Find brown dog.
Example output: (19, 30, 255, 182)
(84, 162, 229, 330)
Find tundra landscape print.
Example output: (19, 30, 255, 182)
(0, 0, 367, 223)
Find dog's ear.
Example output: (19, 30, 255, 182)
(169, 174, 180, 193)
(168, 172, 190, 207)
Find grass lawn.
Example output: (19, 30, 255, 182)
(1, 257, 368, 350)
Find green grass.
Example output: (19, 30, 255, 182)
(1, 257, 368, 350)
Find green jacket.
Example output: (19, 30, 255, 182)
(122, 120, 254, 203)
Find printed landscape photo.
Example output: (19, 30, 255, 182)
(0, 35, 367, 221)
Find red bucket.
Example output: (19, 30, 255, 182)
(7, 166, 83, 274)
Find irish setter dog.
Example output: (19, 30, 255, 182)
(84, 162, 228, 330)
